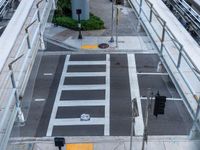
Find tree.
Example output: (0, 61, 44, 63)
(56, 0, 71, 16)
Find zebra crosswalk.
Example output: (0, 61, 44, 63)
(47, 54, 110, 136)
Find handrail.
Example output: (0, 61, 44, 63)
(0, 0, 53, 149)
(136, 0, 200, 95)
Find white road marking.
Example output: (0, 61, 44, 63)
(61, 84, 106, 90)
(52, 118, 105, 126)
(58, 100, 106, 107)
(67, 61, 107, 65)
(47, 54, 110, 136)
(34, 98, 46, 102)
(137, 72, 168, 75)
(128, 54, 144, 136)
(64, 72, 106, 77)
(141, 97, 182, 101)
(43, 73, 53, 76)
(104, 54, 110, 136)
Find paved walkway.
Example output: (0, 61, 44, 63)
(44, 0, 146, 42)
(61, 36, 154, 51)
(7, 136, 200, 150)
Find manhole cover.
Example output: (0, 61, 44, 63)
(98, 43, 109, 49)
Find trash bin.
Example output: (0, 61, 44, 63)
(71, 0, 90, 20)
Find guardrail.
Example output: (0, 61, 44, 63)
(128, 0, 200, 133)
(0, 0, 12, 19)
(163, 0, 200, 44)
(0, 0, 53, 149)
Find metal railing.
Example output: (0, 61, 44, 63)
(0, 0, 12, 19)
(0, 0, 53, 149)
(129, 0, 200, 134)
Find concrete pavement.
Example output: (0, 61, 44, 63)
(7, 136, 200, 150)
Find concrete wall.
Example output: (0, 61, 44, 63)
(71, 0, 90, 20)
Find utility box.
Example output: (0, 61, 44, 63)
(71, 0, 90, 20)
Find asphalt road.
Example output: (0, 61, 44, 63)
(14, 50, 192, 137)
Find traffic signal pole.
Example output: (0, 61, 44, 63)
(130, 98, 139, 150)
(130, 99, 135, 150)
(142, 89, 152, 150)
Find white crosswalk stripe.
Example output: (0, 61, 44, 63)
(46, 54, 110, 136)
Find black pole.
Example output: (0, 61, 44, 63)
(59, 146, 61, 150)
(77, 9, 82, 39)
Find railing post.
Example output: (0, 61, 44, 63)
(149, 3, 153, 22)
(40, 32, 46, 50)
(36, 3, 41, 22)
(25, 29, 31, 49)
(52, 0, 56, 10)
(177, 45, 183, 68)
(25, 19, 37, 50)
(8, 54, 25, 124)
(160, 21, 166, 54)
(36, 0, 46, 50)
(137, 0, 143, 31)
(189, 97, 200, 139)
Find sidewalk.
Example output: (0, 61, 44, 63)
(62, 36, 154, 52)
(8, 136, 200, 150)
(44, 0, 146, 47)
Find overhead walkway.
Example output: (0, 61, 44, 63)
(129, 0, 200, 137)
(0, 0, 55, 149)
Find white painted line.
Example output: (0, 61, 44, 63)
(52, 118, 105, 126)
(104, 54, 110, 136)
(35, 98, 46, 102)
(140, 97, 182, 101)
(137, 72, 168, 76)
(58, 100, 106, 107)
(128, 54, 144, 136)
(63, 72, 106, 77)
(46, 55, 70, 136)
(61, 84, 106, 90)
(67, 61, 107, 65)
(43, 73, 53, 76)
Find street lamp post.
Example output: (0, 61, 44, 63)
(76, 9, 83, 39)
(115, 5, 119, 48)
(109, 0, 114, 43)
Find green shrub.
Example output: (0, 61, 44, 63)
(53, 14, 105, 31)
(53, 0, 104, 30)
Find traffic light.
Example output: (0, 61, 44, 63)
(153, 95, 166, 117)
